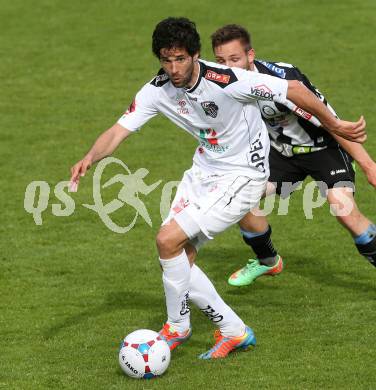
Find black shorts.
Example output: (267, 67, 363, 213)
(269, 146, 355, 197)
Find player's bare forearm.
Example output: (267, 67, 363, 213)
(332, 133, 376, 188)
(69, 123, 132, 191)
(286, 80, 366, 143)
(332, 133, 373, 168)
(84, 123, 132, 164)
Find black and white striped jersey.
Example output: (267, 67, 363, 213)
(254, 60, 337, 148)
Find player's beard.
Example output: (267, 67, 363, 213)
(170, 61, 195, 88)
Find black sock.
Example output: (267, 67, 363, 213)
(356, 236, 376, 267)
(241, 226, 278, 266)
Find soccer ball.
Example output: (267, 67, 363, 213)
(119, 329, 171, 379)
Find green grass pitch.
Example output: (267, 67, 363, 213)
(1, 0, 375, 388)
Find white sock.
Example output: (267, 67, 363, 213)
(159, 250, 191, 334)
(189, 264, 245, 337)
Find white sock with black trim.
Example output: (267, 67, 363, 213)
(189, 264, 245, 337)
(159, 250, 191, 334)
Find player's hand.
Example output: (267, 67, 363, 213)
(69, 156, 93, 192)
(362, 161, 376, 189)
(331, 116, 366, 143)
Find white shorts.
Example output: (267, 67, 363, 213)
(163, 165, 267, 251)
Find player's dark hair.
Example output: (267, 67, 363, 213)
(152, 17, 201, 58)
(211, 24, 252, 51)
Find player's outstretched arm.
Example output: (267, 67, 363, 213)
(286, 80, 366, 143)
(332, 134, 376, 189)
(69, 123, 132, 191)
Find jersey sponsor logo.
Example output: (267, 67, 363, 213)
(248, 133, 266, 172)
(258, 102, 287, 123)
(201, 101, 218, 118)
(200, 128, 218, 145)
(200, 143, 229, 153)
(293, 106, 312, 120)
(155, 73, 169, 84)
(151, 72, 169, 87)
(199, 128, 229, 153)
(205, 70, 230, 84)
(330, 169, 346, 176)
(125, 100, 136, 115)
(172, 197, 189, 214)
(259, 61, 286, 78)
(250, 84, 275, 100)
(261, 105, 277, 117)
(177, 99, 189, 115)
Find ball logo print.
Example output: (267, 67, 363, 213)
(119, 329, 171, 379)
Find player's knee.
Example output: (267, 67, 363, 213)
(328, 187, 357, 222)
(156, 228, 179, 255)
(335, 208, 364, 231)
(156, 230, 171, 252)
(336, 213, 352, 226)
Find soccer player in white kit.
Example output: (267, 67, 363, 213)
(70, 18, 366, 359)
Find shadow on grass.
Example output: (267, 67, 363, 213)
(44, 250, 374, 342)
(285, 254, 376, 295)
(44, 290, 164, 339)
(200, 247, 375, 302)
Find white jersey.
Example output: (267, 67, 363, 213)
(118, 59, 288, 180)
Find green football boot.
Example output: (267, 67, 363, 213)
(228, 256, 283, 287)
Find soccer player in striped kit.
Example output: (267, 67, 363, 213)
(211, 24, 376, 286)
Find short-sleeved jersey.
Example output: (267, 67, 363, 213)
(254, 60, 337, 148)
(118, 59, 288, 180)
